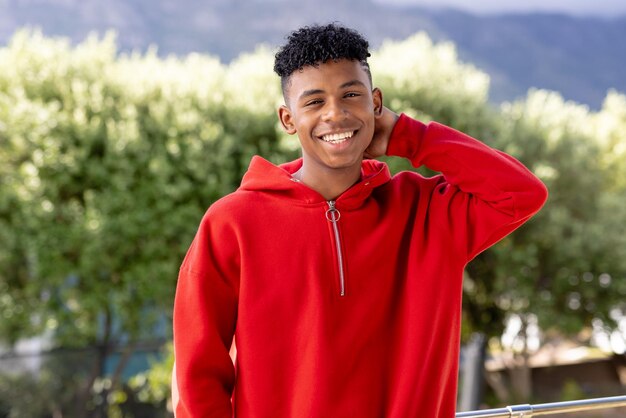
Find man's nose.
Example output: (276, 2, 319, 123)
(322, 99, 348, 122)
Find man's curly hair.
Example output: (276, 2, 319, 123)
(274, 23, 372, 97)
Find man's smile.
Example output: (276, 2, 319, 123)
(318, 130, 359, 144)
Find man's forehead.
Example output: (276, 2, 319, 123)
(287, 60, 370, 91)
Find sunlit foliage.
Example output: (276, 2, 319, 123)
(1, 29, 625, 414)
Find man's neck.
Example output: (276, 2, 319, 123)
(293, 161, 362, 201)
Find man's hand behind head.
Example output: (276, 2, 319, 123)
(364, 106, 399, 159)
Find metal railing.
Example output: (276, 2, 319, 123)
(456, 395, 626, 417)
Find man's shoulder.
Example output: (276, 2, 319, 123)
(192, 190, 258, 237)
(206, 188, 256, 216)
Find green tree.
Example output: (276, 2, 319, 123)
(2, 28, 625, 414)
(0, 30, 290, 417)
(471, 90, 626, 401)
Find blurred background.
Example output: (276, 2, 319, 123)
(0, 0, 625, 417)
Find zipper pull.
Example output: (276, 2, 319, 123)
(326, 200, 341, 222)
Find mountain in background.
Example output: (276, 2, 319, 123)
(1, 0, 625, 109)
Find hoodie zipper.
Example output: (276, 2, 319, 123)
(326, 200, 345, 296)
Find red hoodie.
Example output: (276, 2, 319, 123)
(173, 114, 548, 417)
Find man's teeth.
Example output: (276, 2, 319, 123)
(321, 131, 354, 143)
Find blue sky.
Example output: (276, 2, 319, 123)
(374, 0, 626, 16)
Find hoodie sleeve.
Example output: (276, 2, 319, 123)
(386, 113, 548, 261)
(173, 207, 240, 418)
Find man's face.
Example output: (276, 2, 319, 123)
(278, 59, 382, 174)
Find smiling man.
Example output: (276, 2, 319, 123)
(173, 24, 548, 417)
(277, 57, 384, 201)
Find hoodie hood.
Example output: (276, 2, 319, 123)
(239, 156, 392, 208)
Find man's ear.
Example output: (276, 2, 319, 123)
(278, 105, 297, 135)
(372, 88, 383, 118)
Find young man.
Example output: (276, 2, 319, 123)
(173, 24, 547, 417)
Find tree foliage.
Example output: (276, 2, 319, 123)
(0, 29, 291, 416)
(484, 90, 626, 333)
(1, 29, 625, 414)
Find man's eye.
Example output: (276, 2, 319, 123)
(306, 99, 323, 106)
(344, 92, 360, 98)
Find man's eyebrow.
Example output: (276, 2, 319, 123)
(298, 89, 324, 101)
(297, 80, 368, 102)
(340, 80, 367, 89)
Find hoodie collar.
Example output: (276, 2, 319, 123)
(239, 156, 391, 209)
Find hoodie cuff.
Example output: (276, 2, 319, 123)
(385, 113, 427, 163)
